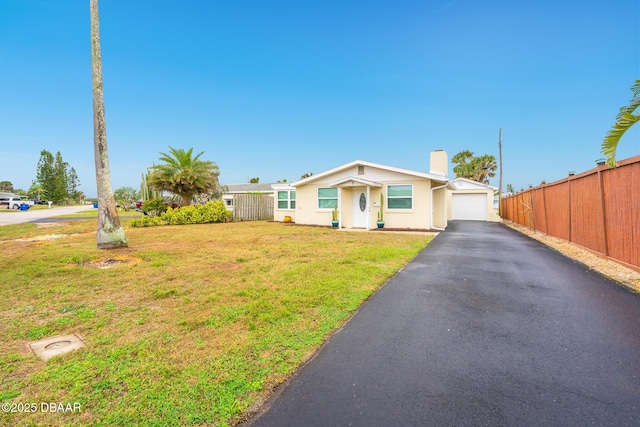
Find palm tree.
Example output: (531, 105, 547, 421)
(27, 183, 46, 200)
(451, 150, 475, 179)
(148, 147, 222, 206)
(602, 79, 640, 167)
(471, 154, 497, 184)
(452, 150, 497, 184)
(90, 0, 127, 249)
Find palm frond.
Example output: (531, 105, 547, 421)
(602, 80, 640, 168)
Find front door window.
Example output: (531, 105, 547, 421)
(352, 188, 368, 228)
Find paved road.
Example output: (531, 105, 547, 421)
(247, 221, 640, 426)
(0, 204, 95, 226)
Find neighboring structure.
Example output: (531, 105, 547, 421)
(221, 183, 275, 209)
(448, 178, 502, 222)
(272, 151, 458, 230)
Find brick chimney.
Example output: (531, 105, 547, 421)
(429, 150, 448, 177)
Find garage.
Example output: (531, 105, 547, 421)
(451, 193, 487, 221)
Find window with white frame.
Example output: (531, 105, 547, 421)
(277, 190, 296, 209)
(317, 187, 338, 209)
(387, 184, 413, 209)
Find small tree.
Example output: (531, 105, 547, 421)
(52, 151, 69, 203)
(67, 167, 81, 200)
(27, 183, 46, 200)
(0, 181, 14, 192)
(114, 186, 139, 210)
(36, 150, 55, 199)
(249, 177, 259, 183)
(148, 146, 222, 206)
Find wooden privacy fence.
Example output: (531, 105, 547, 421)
(501, 155, 640, 272)
(232, 193, 273, 222)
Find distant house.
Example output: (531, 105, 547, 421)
(221, 183, 275, 209)
(272, 151, 461, 230)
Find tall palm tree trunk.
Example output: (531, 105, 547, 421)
(90, 0, 127, 249)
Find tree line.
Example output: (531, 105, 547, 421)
(0, 150, 82, 204)
(33, 150, 82, 203)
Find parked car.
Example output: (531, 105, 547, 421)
(30, 199, 46, 205)
(0, 196, 26, 210)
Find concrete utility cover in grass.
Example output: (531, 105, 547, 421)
(29, 334, 85, 361)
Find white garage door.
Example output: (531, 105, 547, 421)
(452, 193, 487, 220)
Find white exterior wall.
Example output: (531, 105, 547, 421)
(381, 180, 431, 229)
(273, 160, 454, 230)
(295, 178, 433, 230)
(272, 185, 296, 222)
(294, 183, 334, 226)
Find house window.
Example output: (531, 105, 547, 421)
(277, 190, 296, 209)
(387, 185, 413, 209)
(317, 187, 338, 209)
(358, 166, 365, 175)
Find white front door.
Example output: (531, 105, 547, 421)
(352, 188, 368, 228)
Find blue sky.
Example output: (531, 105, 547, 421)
(1, 0, 638, 197)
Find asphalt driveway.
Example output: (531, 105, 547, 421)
(247, 221, 640, 426)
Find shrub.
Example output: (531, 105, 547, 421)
(162, 201, 231, 225)
(130, 200, 231, 227)
(141, 198, 169, 217)
(200, 200, 233, 223)
(130, 216, 163, 227)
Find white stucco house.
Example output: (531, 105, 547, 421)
(274, 151, 463, 230)
(272, 150, 502, 230)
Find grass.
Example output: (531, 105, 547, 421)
(55, 209, 143, 219)
(0, 220, 432, 426)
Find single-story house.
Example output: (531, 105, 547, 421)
(448, 178, 502, 222)
(272, 150, 458, 230)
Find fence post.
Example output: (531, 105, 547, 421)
(597, 169, 609, 256)
(541, 184, 548, 234)
(568, 177, 572, 243)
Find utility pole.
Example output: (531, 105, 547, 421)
(498, 128, 503, 216)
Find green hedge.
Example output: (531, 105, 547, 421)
(130, 201, 232, 227)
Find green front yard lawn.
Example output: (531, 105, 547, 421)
(0, 220, 432, 426)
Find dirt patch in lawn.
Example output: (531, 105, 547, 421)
(15, 234, 69, 242)
(35, 222, 68, 228)
(506, 221, 640, 293)
(79, 255, 142, 269)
